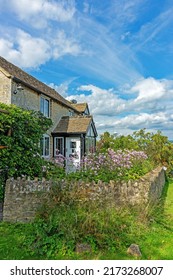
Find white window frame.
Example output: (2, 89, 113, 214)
(54, 137, 64, 156)
(41, 134, 50, 158)
(40, 96, 50, 117)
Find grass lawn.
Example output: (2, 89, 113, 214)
(1, 179, 173, 260)
(140, 179, 173, 260)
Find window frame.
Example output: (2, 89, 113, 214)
(41, 134, 50, 158)
(40, 96, 50, 117)
(54, 137, 64, 156)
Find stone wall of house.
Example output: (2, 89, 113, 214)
(11, 81, 40, 112)
(3, 166, 165, 223)
(11, 79, 70, 132)
(4, 78, 70, 158)
(0, 71, 11, 104)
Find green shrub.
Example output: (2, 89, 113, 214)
(0, 103, 52, 179)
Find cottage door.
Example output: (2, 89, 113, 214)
(66, 137, 81, 172)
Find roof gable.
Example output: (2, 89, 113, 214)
(0, 56, 78, 111)
(71, 103, 90, 114)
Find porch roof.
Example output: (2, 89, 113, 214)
(53, 115, 95, 135)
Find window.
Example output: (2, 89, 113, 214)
(54, 137, 64, 156)
(69, 110, 74, 116)
(40, 96, 50, 117)
(70, 141, 76, 153)
(41, 134, 50, 157)
(85, 137, 95, 154)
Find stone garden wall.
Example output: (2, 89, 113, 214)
(3, 166, 165, 222)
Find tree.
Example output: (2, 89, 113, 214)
(97, 129, 173, 174)
(0, 103, 52, 178)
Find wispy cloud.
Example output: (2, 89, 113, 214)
(131, 7, 173, 53)
(0, 0, 143, 84)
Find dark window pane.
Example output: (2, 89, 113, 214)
(40, 97, 49, 117)
(40, 97, 44, 114)
(70, 141, 76, 148)
(44, 137, 49, 156)
(44, 99, 49, 117)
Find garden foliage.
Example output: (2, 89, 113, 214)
(97, 129, 173, 175)
(66, 148, 150, 182)
(0, 103, 52, 178)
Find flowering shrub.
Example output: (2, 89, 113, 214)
(84, 149, 147, 170)
(54, 154, 66, 168)
(66, 148, 151, 182)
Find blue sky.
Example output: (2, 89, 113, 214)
(0, 0, 173, 138)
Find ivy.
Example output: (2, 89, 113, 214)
(0, 103, 52, 178)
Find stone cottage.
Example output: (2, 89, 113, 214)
(0, 56, 97, 165)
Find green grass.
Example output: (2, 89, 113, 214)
(0, 223, 38, 259)
(1, 179, 173, 260)
(140, 179, 173, 260)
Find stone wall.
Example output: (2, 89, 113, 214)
(0, 71, 11, 104)
(3, 166, 165, 223)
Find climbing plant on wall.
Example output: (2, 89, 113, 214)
(0, 103, 52, 178)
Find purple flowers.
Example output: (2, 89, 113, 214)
(82, 149, 148, 175)
(54, 154, 66, 168)
(52, 148, 148, 181)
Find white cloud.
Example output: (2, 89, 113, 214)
(0, 29, 50, 68)
(116, 78, 173, 114)
(52, 30, 82, 59)
(4, 0, 76, 28)
(132, 77, 167, 102)
(63, 77, 173, 137)
(114, 112, 167, 128)
(0, 28, 83, 68)
(66, 84, 124, 116)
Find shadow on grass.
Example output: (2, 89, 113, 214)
(158, 177, 169, 214)
(150, 178, 173, 231)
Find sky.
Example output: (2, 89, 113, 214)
(0, 0, 173, 139)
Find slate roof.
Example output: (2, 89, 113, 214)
(53, 115, 94, 134)
(0, 56, 78, 111)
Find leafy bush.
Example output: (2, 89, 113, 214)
(0, 103, 52, 178)
(0, 168, 8, 202)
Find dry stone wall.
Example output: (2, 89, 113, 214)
(3, 166, 165, 223)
